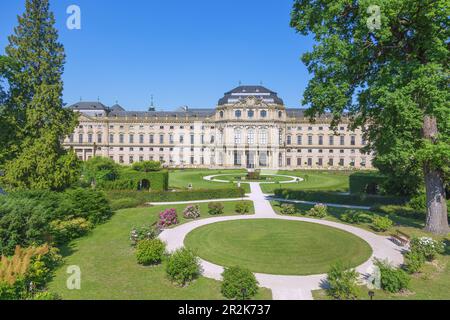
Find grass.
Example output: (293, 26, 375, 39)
(184, 219, 372, 276)
(169, 169, 250, 193)
(217, 174, 293, 183)
(48, 201, 272, 300)
(259, 170, 351, 193)
(312, 255, 450, 300)
(270, 201, 429, 237)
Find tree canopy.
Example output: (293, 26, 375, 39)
(291, 0, 449, 234)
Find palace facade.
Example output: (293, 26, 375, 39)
(64, 86, 373, 170)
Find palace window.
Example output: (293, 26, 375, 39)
(329, 136, 334, 146)
(248, 110, 254, 118)
(308, 136, 313, 145)
(235, 110, 242, 118)
(159, 134, 164, 144)
(234, 129, 242, 144)
(259, 130, 267, 145)
(97, 133, 102, 144)
(219, 111, 224, 118)
(169, 134, 174, 144)
(88, 134, 93, 144)
(340, 135, 345, 145)
(79, 134, 84, 143)
(351, 135, 356, 146)
(139, 134, 144, 144)
(109, 134, 114, 144)
(318, 158, 323, 166)
(287, 135, 292, 145)
(318, 136, 323, 146)
(179, 135, 184, 144)
(129, 134, 134, 144)
(247, 129, 255, 144)
(297, 135, 302, 145)
(297, 158, 302, 166)
(149, 134, 154, 144)
(69, 134, 74, 143)
(260, 110, 267, 118)
(190, 134, 195, 145)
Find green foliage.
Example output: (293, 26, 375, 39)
(274, 189, 406, 206)
(371, 216, 393, 232)
(135, 239, 166, 266)
(166, 248, 201, 286)
(235, 202, 250, 215)
(280, 204, 297, 215)
(404, 250, 426, 274)
(349, 172, 385, 195)
(82, 157, 119, 185)
(246, 170, 261, 180)
(1, 0, 80, 191)
(375, 260, 410, 293)
(49, 218, 92, 245)
(325, 262, 358, 300)
(64, 188, 112, 224)
(30, 291, 60, 300)
(132, 161, 162, 172)
(341, 210, 366, 224)
(0, 189, 112, 255)
(208, 202, 224, 215)
(290, 0, 449, 228)
(408, 194, 427, 211)
(97, 169, 169, 192)
(183, 205, 201, 219)
(307, 204, 328, 218)
(221, 266, 259, 300)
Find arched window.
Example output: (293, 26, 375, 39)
(248, 110, 254, 118)
(235, 110, 242, 118)
(219, 111, 224, 118)
(260, 110, 267, 118)
(278, 111, 283, 118)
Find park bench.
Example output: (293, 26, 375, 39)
(391, 230, 410, 247)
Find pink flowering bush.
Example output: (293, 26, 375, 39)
(158, 208, 179, 228)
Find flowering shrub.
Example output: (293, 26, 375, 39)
(372, 216, 393, 232)
(130, 226, 159, 247)
(158, 208, 179, 228)
(280, 204, 297, 215)
(410, 237, 445, 262)
(183, 205, 201, 220)
(307, 204, 328, 218)
(208, 202, 224, 215)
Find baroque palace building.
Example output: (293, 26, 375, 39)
(64, 86, 373, 170)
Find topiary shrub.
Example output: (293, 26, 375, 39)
(130, 226, 159, 247)
(307, 204, 328, 218)
(208, 202, 224, 215)
(280, 203, 297, 215)
(374, 259, 410, 293)
(136, 239, 166, 266)
(371, 216, 393, 232)
(221, 266, 259, 300)
(183, 205, 201, 220)
(166, 248, 201, 286)
(158, 208, 178, 228)
(326, 262, 358, 300)
(409, 237, 445, 262)
(235, 202, 251, 215)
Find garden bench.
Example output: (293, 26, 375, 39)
(391, 230, 410, 247)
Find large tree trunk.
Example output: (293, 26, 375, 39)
(422, 116, 449, 235)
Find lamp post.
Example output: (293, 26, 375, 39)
(368, 290, 375, 301)
(241, 288, 247, 301)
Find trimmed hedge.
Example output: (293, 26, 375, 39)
(273, 189, 407, 207)
(349, 172, 386, 195)
(106, 188, 246, 208)
(98, 170, 169, 192)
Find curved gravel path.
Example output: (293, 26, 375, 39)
(158, 180, 404, 300)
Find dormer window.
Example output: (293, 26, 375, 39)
(260, 110, 267, 118)
(235, 110, 242, 118)
(248, 110, 254, 118)
(219, 111, 224, 118)
(278, 111, 283, 118)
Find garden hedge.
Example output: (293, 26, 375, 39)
(349, 172, 386, 195)
(106, 187, 246, 208)
(273, 189, 407, 206)
(98, 170, 169, 191)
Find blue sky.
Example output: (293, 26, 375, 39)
(0, 0, 314, 110)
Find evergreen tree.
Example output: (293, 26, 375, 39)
(291, 0, 449, 234)
(2, 0, 80, 190)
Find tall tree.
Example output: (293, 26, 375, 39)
(291, 0, 449, 234)
(2, 0, 80, 190)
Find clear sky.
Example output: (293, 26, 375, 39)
(0, 0, 314, 111)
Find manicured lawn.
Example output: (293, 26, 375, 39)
(184, 219, 372, 275)
(259, 170, 351, 193)
(48, 201, 272, 300)
(217, 174, 293, 183)
(169, 169, 250, 192)
(312, 254, 450, 300)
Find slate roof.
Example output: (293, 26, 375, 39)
(218, 85, 284, 106)
(69, 102, 108, 111)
